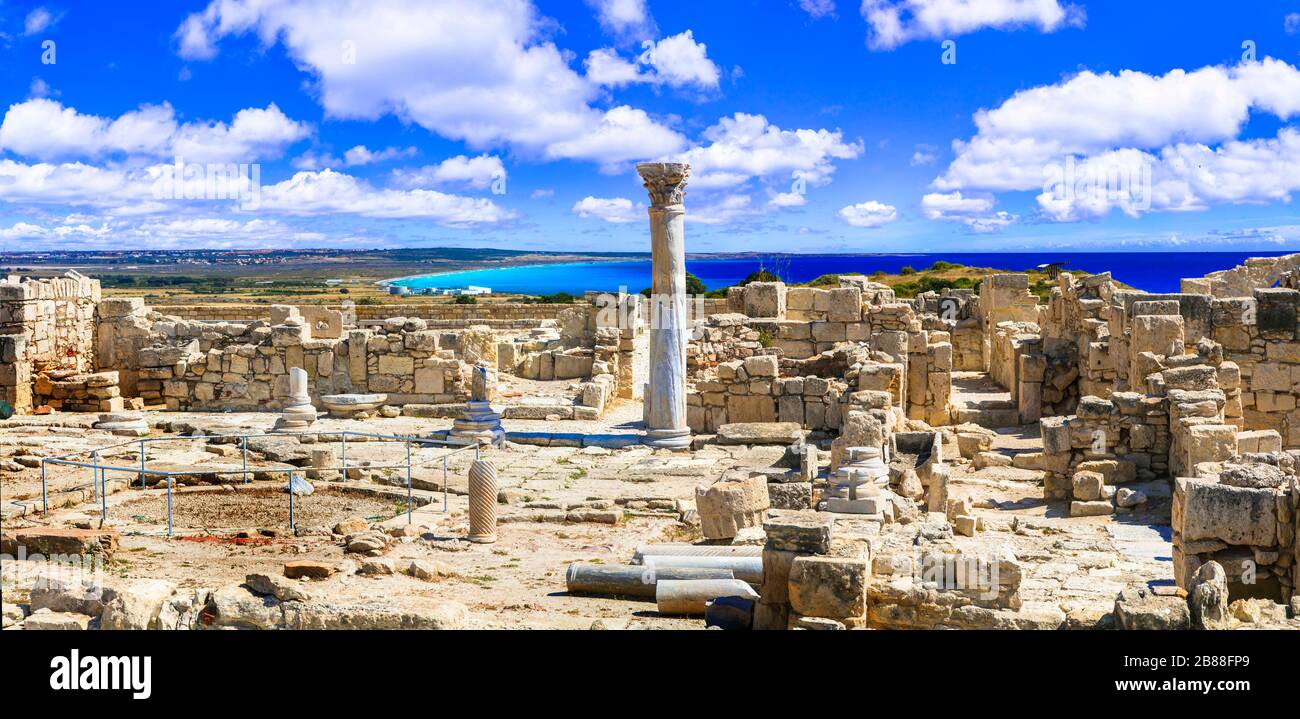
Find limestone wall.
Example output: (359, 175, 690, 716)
(151, 302, 573, 325)
(1180, 252, 1300, 298)
(130, 315, 473, 412)
(980, 273, 1042, 380)
(0, 272, 100, 414)
(1173, 472, 1298, 603)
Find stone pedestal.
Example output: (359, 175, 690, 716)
(449, 364, 504, 445)
(449, 401, 505, 445)
(92, 412, 149, 437)
(273, 367, 316, 431)
(320, 393, 387, 419)
(637, 162, 692, 450)
(825, 446, 890, 514)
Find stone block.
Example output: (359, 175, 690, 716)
(1071, 471, 1105, 501)
(744, 282, 786, 319)
(788, 555, 868, 620)
(763, 511, 833, 554)
(1174, 478, 1277, 547)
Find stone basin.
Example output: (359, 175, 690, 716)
(319, 394, 388, 418)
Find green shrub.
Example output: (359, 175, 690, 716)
(899, 265, 916, 275)
(805, 273, 841, 287)
(739, 270, 781, 285)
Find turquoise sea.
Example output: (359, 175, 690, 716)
(391, 251, 1298, 296)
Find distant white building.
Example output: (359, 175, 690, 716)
(411, 286, 492, 296)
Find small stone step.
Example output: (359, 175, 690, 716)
(953, 408, 1021, 428)
(961, 398, 1016, 411)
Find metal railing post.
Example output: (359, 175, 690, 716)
(442, 455, 449, 512)
(139, 439, 146, 489)
(41, 460, 47, 514)
(341, 432, 348, 480)
(166, 475, 173, 537)
(100, 464, 107, 528)
(405, 442, 413, 524)
(241, 435, 249, 484)
(289, 472, 296, 531)
(91, 451, 99, 502)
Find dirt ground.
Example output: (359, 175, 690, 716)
(0, 380, 1183, 629)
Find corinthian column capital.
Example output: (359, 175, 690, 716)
(636, 162, 691, 208)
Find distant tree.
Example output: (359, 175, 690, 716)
(642, 272, 707, 297)
(685, 272, 707, 296)
(453, 294, 478, 304)
(899, 265, 917, 275)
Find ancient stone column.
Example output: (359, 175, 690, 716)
(467, 459, 498, 544)
(273, 367, 317, 431)
(637, 162, 692, 449)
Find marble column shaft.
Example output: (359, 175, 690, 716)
(637, 162, 692, 449)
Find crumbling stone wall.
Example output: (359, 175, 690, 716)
(1181, 252, 1300, 298)
(1035, 394, 1171, 513)
(1173, 470, 1298, 604)
(916, 289, 982, 371)
(132, 315, 473, 411)
(1, 272, 100, 414)
(687, 353, 896, 434)
(980, 273, 1041, 381)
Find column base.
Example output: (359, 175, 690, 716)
(643, 427, 691, 449)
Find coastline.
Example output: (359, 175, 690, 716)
(379, 250, 1300, 295)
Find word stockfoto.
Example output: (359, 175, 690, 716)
(49, 650, 152, 700)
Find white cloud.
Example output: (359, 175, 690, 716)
(691, 194, 761, 225)
(177, 0, 686, 169)
(1, 216, 333, 250)
(860, 0, 1084, 49)
(572, 196, 640, 223)
(1286, 13, 1300, 35)
(837, 200, 898, 228)
(28, 78, 54, 99)
(584, 48, 645, 87)
(934, 59, 1300, 221)
(587, 0, 655, 39)
(672, 112, 863, 190)
(585, 0, 655, 40)
(0, 159, 158, 208)
(585, 30, 722, 90)
(910, 147, 936, 166)
(799, 1, 838, 19)
(291, 150, 342, 170)
(391, 154, 506, 190)
(0, 99, 310, 163)
(647, 31, 721, 89)
(258, 169, 514, 225)
(343, 144, 417, 166)
(768, 191, 807, 207)
(921, 190, 1016, 232)
(545, 105, 685, 172)
(24, 7, 61, 35)
(530, 188, 554, 199)
(0, 158, 513, 228)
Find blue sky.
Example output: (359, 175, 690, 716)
(1, 0, 1299, 253)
